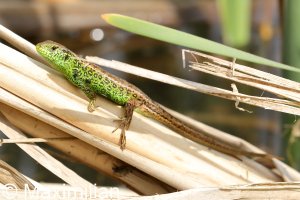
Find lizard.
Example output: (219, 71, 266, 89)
(36, 40, 269, 158)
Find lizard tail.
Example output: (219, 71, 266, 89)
(139, 100, 272, 159)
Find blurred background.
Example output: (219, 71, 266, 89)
(0, 0, 299, 186)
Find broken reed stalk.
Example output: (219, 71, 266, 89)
(184, 50, 300, 110)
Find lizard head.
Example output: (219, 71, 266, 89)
(36, 40, 77, 73)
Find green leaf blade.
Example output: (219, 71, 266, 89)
(102, 14, 300, 73)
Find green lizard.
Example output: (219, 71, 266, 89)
(36, 40, 268, 158)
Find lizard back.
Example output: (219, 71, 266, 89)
(36, 40, 148, 106)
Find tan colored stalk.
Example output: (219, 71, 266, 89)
(0, 103, 174, 195)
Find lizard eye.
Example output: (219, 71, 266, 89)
(51, 46, 58, 51)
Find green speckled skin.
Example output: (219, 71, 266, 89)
(36, 41, 146, 106)
(36, 40, 269, 158)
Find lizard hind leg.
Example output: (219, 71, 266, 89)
(112, 100, 138, 150)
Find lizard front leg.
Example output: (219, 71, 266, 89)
(82, 87, 97, 112)
(72, 67, 97, 112)
(113, 99, 141, 150)
(87, 95, 96, 112)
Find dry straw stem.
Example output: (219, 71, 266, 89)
(0, 25, 300, 194)
(0, 24, 45, 64)
(0, 102, 174, 195)
(0, 160, 35, 189)
(0, 182, 299, 200)
(0, 113, 94, 189)
(149, 182, 300, 199)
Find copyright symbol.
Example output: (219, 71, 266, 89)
(2, 184, 17, 199)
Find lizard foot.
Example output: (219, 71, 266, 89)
(87, 98, 96, 112)
(112, 101, 135, 150)
(112, 118, 130, 150)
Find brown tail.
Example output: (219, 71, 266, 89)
(140, 100, 275, 159)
